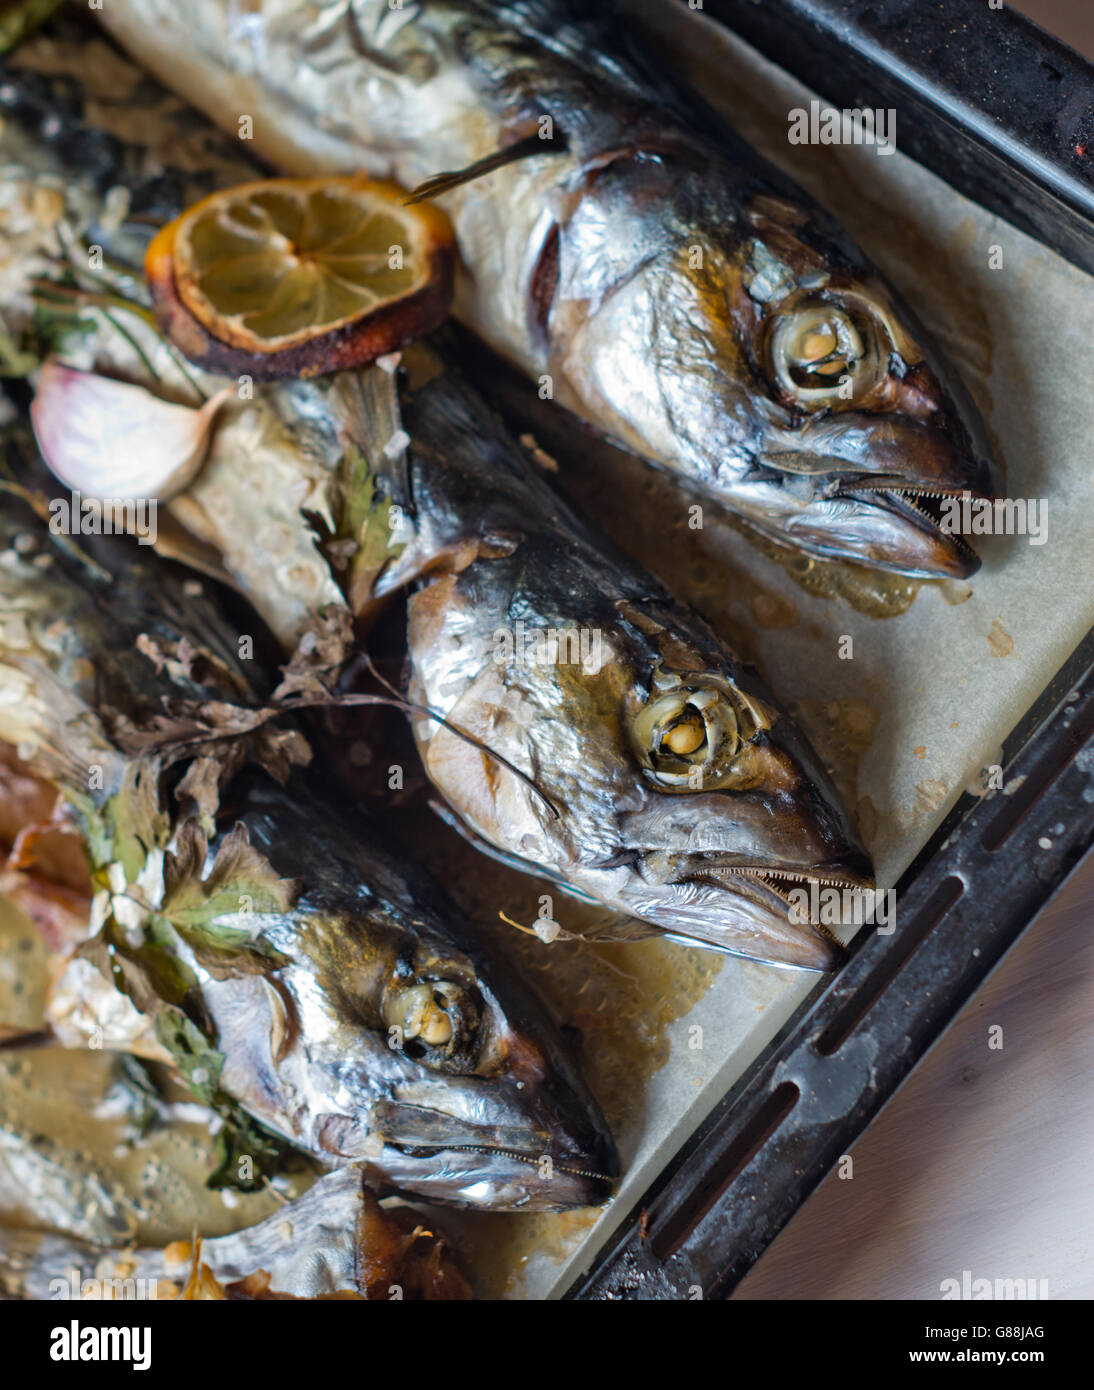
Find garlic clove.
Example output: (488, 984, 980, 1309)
(30, 359, 231, 502)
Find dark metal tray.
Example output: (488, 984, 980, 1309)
(567, 0, 1094, 1300)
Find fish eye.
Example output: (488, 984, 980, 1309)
(767, 299, 881, 407)
(382, 978, 480, 1067)
(633, 681, 742, 789)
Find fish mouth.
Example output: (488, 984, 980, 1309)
(369, 1099, 618, 1211)
(832, 479, 986, 577)
(753, 413, 998, 577)
(642, 854, 877, 971)
(749, 477, 988, 579)
(677, 837, 875, 892)
(719, 862, 874, 893)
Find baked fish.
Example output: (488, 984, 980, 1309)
(0, 500, 618, 1210)
(95, 0, 996, 577)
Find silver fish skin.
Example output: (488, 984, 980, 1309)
(96, 0, 995, 578)
(334, 349, 874, 971)
(0, 503, 618, 1210)
(0, 1167, 469, 1299)
(0, 1169, 363, 1299)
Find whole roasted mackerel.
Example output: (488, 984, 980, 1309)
(96, 0, 996, 576)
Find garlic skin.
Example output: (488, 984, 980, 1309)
(31, 359, 230, 501)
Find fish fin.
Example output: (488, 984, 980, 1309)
(427, 798, 599, 903)
(404, 133, 566, 205)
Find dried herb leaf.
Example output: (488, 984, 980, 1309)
(153, 1003, 223, 1106)
(329, 445, 406, 614)
(79, 917, 198, 1015)
(108, 760, 169, 880)
(174, 755, 225, 836)
(271, 604, 355, 703)
(162, 820, 297, 925)
(61, 760, 168, 879)
(206, 1109, 297, 1193)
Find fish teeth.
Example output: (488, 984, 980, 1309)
(838, 485, 981, 557)
(406, 1146, 614, 1183)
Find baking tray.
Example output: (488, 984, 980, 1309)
(684, 0, 1094, 280)
(2, 0, 1091, 1305)
(561, 0, 1094, 1299)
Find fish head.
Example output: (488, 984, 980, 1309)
(307, 909, 617, 1211)
(606, 655, 875, 968)
(549, 156, 995, 577)
(411, 588, 873, 971)
(218, 796, 617, 1211)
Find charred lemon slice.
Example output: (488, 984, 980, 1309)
(145, 177, 455, 379)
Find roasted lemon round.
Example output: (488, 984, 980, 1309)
(145, 176, 455, 379)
